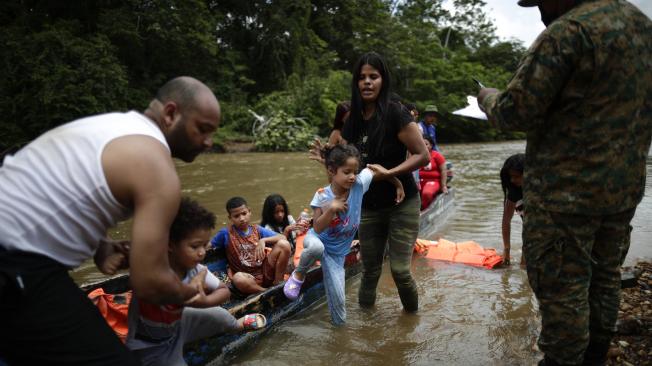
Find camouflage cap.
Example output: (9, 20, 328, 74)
(518, 0, 539, 7)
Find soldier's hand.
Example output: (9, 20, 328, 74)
(477, 88, 499, 111)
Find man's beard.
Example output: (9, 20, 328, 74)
(169, 121, 202, 162)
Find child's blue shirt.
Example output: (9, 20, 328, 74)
(309, 168, 373, 257)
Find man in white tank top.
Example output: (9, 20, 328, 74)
(0, 76, 220, 365)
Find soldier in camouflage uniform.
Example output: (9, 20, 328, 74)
(477, 0, 652, 365)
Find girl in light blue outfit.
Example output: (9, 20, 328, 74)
(283, 144, 404, 325)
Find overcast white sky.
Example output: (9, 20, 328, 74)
(470, 0, 652, 47)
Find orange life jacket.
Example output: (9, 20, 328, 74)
(87, 288, 132, 343)
(416, 238, 503, 269)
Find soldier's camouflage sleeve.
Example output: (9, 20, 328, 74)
(481, 21, 590, 132)
(479, 0, 652, 215)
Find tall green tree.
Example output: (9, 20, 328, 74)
(0, 0, 528, 150)
(0, 20, 130, 147)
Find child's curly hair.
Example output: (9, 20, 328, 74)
(169, 197, 216, 243)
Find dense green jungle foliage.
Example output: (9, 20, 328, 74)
(0, 0, 527, 152)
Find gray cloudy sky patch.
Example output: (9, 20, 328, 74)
(482, 0, 652, 46)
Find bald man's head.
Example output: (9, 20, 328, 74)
(147, 76, 221, 162)
(155, 76, 215, 111)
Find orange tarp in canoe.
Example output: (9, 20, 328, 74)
(417, 238, 503, 269)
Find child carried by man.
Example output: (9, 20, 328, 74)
(125, 197, 265, 366)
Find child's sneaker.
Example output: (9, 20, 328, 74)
(283, 271, 304, 300)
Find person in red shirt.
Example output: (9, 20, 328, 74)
(419, 135, 448, 210)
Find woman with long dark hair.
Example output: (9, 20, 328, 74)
(499, 153, 525, 265)
(338, 52, 429, 312)
(327, 101, 351, 146)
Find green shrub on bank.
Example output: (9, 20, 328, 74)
(211, 125, 252, 151)
(0, 1, 529, 150)
(218, 100, 256, 135)
(0, 21, 131, 148)
(253, 111, 317, 152)
(252, 71, 351, 136)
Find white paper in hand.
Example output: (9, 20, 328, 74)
(452, 96, 488, 120)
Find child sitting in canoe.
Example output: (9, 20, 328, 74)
(419, 134, 448, 211)
(211, 196, 292, 295)
(283, 144, 404, 325)
(260, 193, 310, 251)
(126, 197, 266, 366)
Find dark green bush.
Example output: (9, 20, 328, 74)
(253, 111, 317, 152)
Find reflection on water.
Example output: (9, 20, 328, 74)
(71, 141, 652, 365)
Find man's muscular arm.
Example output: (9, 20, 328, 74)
(102, 135, 198, 304)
